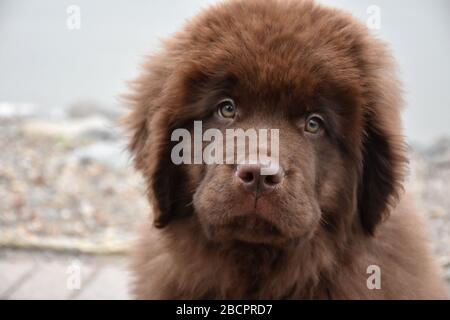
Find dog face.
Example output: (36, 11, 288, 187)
(125, 0, 406, 246)
(187, 75, 362, 244)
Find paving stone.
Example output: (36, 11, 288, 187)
(0, 260, 35, 298)
(76, 265, 130, 300)
(9, 259, 95, 300)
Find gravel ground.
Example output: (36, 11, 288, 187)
(408, 143, 450, 282)
(0, 110, 449, 288)
(0, 116, 148, 254)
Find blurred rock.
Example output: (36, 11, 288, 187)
(68, 101, 124, 121)
(0, 102, 37, 119)
(68, 142, 130, 170)
(20, 116, 117, 141)
(0, 102, 67, 119)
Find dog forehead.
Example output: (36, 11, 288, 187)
(178, 1, 367, 102)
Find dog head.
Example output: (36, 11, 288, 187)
(125, 0, 407, 245)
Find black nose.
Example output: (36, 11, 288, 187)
(236, 163, 284, 196)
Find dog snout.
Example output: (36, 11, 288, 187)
(236, 163, 284, 196)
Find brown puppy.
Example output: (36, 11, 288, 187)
(125, 0, 448, 299)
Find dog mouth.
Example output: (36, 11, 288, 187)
(206, 214, 284, 244)
(227, 215, 282, 235)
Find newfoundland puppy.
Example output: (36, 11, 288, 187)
(125, 0, 448, 299)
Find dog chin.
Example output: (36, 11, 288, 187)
(201, 214, 303, 245)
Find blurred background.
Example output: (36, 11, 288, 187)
(0, 0, 449, 299)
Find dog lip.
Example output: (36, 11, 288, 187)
(219, 214, 283, 237)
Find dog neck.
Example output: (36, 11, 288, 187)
(162, 215, 359, 299)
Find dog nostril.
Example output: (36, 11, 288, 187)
(241, 172, 254, 182)
(236, 164, 260, 185)
(239, 171, 255, 183)
(264, 173, 283, 186)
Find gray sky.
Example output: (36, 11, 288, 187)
(0, 0, 449, 143)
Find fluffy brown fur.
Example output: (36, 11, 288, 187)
(124, 0, 448, 299)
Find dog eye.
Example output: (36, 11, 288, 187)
(305, 114, 324, 134)
(217, 99, 236, 119)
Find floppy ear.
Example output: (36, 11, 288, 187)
(124, 104, 194, 228)
(356, 38, 409, 235)
(123, 55, 195, 228)
(359, 122, 404, 234)
(147, 112, 195, 228)
(358, 106, 407, 235)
